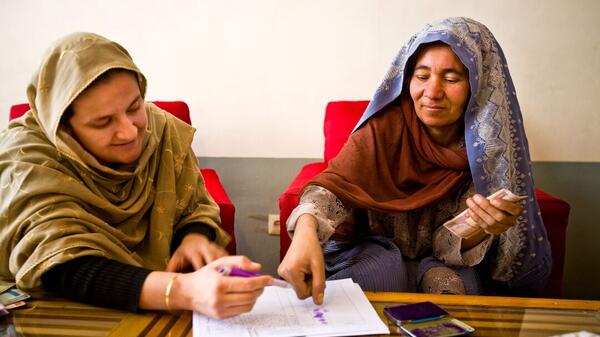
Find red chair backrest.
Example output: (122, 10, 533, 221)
(9, 101, 191, 125)
(9, 103, 29, 121)
(323, 100, 369, 162)
(151, 101, 191, 125)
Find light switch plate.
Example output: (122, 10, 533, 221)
(268, 214, 280, 235)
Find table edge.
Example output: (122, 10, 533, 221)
(364, 292, 600, 310)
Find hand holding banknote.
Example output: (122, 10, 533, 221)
(444, 188, 527, 238)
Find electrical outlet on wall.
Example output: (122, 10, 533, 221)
(268, 214, 280, 235)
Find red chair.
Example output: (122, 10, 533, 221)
(279, 100, 570, 298)
(10, 101, 237, 254)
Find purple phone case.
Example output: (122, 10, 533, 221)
(384, 301, 448, 323)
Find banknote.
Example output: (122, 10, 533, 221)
(0, 303, 7, 316)
(5, 301, 27, 310)
(0, 288, 30, 306)
(443, 188, 527, 238)
(0, 280, 15, 294)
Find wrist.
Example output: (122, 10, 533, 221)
(166, 273, 189, 311)
(139, 271, 184, 311)
(461, 229, 488, 251)
(165, 274, 179, 311)
(183, 232, 209, 244)
(295, 214, 318, 234)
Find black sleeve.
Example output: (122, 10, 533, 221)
(41, 256, 152, 312)
(170, 222, 216, 253)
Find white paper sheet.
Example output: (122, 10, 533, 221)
(193, 278, 389, 337)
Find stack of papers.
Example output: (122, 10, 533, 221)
(193, 278, 389, 337)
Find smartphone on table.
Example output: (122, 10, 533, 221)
(383, 301, 474, 337)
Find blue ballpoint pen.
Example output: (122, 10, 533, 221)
(218, 266, 291, 288)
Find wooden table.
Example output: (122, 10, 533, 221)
(2, 292, 599, 337)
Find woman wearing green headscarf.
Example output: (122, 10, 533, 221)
(0, 32, 271, 318)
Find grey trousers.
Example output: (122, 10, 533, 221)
(323, 236, 483, 294)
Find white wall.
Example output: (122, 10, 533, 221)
(1, 0, 598, 161)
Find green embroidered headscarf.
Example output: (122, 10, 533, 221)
(0, 32, 229, 290)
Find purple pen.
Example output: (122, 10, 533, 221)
(218, 266, 291, 288)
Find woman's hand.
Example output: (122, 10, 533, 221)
(466, 194, 524, 235)
(172, 256, 272, 319)
(166, 233, 227, 272)
(277, 214, 326, 305)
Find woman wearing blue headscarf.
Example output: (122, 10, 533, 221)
(278, 17, 552, 303)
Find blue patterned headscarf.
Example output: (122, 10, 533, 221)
(354, 17, 551, 291)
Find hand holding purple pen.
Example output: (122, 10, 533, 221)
(219, 265, 291, 288)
